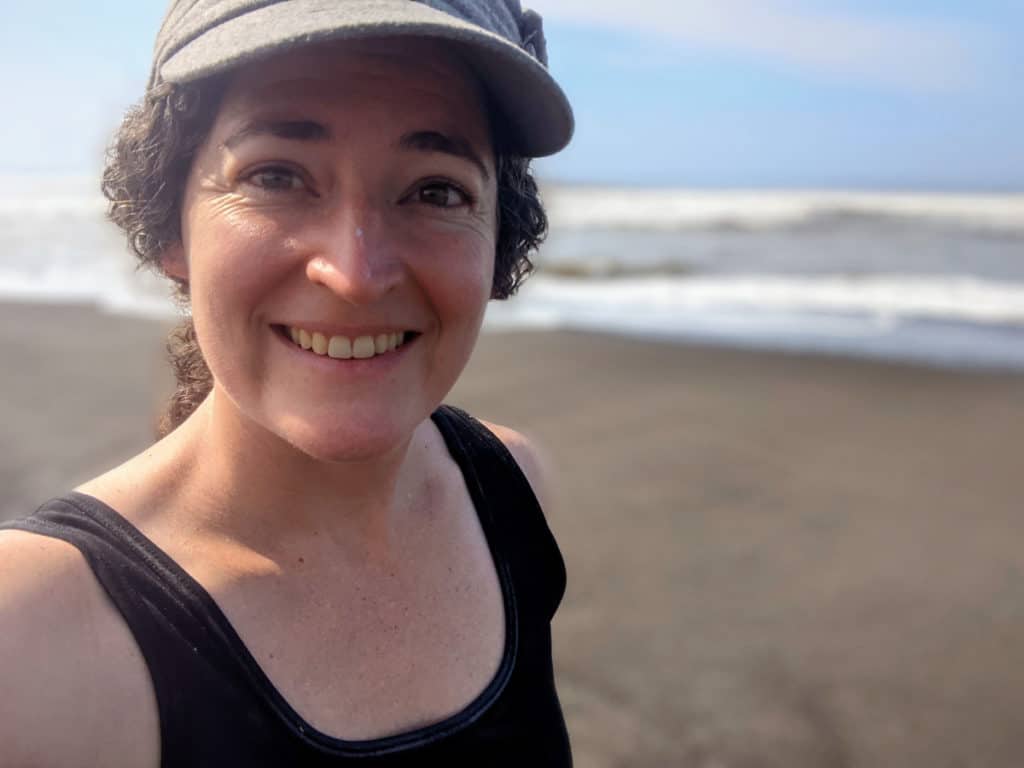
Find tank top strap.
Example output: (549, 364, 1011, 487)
(430, 405, 567, 622)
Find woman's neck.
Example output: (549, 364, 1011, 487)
(138, 389, 434, 565)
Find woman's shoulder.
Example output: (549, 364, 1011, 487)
(473, 420, 568, 618)
(0, 528, 159, 767)
(477, 419, 554, 512)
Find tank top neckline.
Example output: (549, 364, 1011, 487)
(62, 406, 520, 757)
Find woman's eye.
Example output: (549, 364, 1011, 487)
(417, 182, 468, 208)
(244, 167, 306, 192)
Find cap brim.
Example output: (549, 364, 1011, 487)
(158, 0, 574, 157)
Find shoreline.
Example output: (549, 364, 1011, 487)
(5, 300, 1024, 766)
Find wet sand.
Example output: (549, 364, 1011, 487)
(4, 300, 1024, 766)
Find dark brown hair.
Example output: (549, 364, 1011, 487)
(102, 79, 548, 436)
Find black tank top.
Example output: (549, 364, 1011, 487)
(2, 406, 571, 766)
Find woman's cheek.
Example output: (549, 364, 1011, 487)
(186, 211, 287, 342)
(402, 215, 495, 279)
(206, 196, 289, 244)
(195, 202, 291, 275)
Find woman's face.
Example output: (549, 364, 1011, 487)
(171, 39, 498, 461)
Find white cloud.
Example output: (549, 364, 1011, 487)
(536, 0, 993, 92)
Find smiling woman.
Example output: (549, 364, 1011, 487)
(0, 2, 574, 766)
(168, 40, 501, 462)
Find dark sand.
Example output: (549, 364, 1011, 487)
(5, 301, 1024, 766)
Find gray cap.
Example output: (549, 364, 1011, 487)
(150, 0, 574, 157)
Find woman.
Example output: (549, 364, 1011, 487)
(0, 1, 574, 765)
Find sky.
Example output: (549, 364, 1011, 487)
(1, 1, 1021, 190)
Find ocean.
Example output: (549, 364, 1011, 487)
(3, 177, 1023, 370)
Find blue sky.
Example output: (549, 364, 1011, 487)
(2, 1, 1021, 190)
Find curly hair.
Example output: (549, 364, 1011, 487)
(102, 79, 548, 437)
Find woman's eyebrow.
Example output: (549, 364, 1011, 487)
(399, 130, 491, 182)
(221, 122, 490, 181)
(223, 119, 331, 149)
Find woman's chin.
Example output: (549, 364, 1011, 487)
(273, 412, 422, 465)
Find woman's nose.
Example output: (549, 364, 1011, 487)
(304, 212, 402, 305)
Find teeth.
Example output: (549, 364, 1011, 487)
(327, 335, 352, 359)
(353, 335, 375, 359)
(285, 326, 408, 360)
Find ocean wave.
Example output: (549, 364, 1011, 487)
(0, 199, 106, 217)
(483, 274, 1024, 369)
(0, 177, 106, 216)
(0, 264, 177, 320)
(542, 187, 1024, 235)
(491, 274, 1024, 328)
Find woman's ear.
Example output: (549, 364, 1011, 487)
(160, 244, 189, 282)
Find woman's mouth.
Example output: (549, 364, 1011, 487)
(275, 325, 417, 360)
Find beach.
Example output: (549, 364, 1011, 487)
(5, 300, 1024, 766)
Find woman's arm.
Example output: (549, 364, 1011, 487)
(0, 531, 160, 768)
